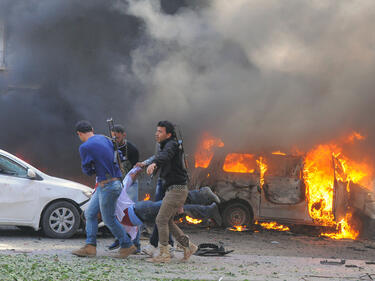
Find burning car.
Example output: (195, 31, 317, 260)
(191, 132, 375, 239)
(0, 149, 92, 238)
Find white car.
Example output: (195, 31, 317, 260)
(0, 149, 92, 238)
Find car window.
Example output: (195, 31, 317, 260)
(266, 155, 302, 177)
(0, 155, 28, 178)
(222, 153, 257, 173)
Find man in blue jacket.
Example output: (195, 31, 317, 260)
(72, 120, 136, 258)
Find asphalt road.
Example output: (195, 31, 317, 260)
(1, 226, 375, 280)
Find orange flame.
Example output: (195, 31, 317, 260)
(256, 157, 268, 188)
(321, 213, 359, 239)
(259, 221, 290, 231)
(143, 194, 150, 201)
(272, 151, 286, 156)
(185, 216, 202, 224)
(303, 132, 373, 239)
(194, 132, 224, 168)
(345, 131, 365, 144)
(223, 153, 255, 173)
(194, 131, 372, 240)
(229, 225, 247, 232)
(303, 144, 336, 225)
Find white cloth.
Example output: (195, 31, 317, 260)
(115, 167, 142, 240)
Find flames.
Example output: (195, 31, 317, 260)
(345, 131, 365, 144)
(194, 131, 374, 240)
(303, 144, 336, 225)
(256, 156, 267, 188)
(272, 151, 286, 156)
(229, 222, 290, 232)
(321, 213, 359, 239)
(258, 221, 290, 231)
(229, 225, 248, 231)
(177, 216, 203, 224)
(303, 134, 372, 239)
(223, 153, 255, 173)
(194, 132, 224, 168)
(143, 194, 150, 201)
(185, 216, 203, 224)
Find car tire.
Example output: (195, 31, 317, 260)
(41, 201, 80, 239)
(222, 202, 252, 227)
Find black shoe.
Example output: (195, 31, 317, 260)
(108, 239, 120, 250)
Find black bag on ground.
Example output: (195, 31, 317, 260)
(194, 242, 234, 256)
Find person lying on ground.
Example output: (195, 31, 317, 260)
(107, 167, 222, 258)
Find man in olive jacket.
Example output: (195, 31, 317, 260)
(146, 121, 197, 263)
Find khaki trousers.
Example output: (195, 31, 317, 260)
(156, 187, 189, 247)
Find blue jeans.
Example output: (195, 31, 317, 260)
(134, 201, 211, 224)
(134, 201, 163, 224)
(149, 179, 173, 247)
(85, 180, 132, 248)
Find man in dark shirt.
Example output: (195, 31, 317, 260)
(72, 120, 136, 258)
(146, 121, 197, 263)
(111, 124, 139, 175)
(109, 124, 141, 252)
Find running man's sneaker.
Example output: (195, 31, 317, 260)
(182, 242, 198, 261)
(142, 244, 175, 257)
(72, 244, 96, 257)
(168, 245, 176, 258)
(142, 244, 157, 257)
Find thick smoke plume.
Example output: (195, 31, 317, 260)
(0, 0, 374, 183)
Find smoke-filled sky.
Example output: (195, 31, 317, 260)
(0, 0, 374, 183)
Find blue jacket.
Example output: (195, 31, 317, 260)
(79, 135, 122, 182)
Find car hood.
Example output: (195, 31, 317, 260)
(43, 175, 92, 192)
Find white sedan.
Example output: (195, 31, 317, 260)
(0, 149, 92, 238)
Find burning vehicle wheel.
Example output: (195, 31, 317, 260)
(41, 201, 80, 239)
(222, 202, 252, 227)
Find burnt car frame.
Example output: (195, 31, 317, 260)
(191, 148, 375, 233)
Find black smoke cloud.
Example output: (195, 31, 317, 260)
(0, 0, 145, 183)
(0, 0, 375, 184)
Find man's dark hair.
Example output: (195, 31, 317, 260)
(111, 124, 125, 134)
(75, 120, 93, 133)
(157, 120, 176, 138)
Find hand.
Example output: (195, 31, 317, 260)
(146, 163, 157, 175)
(136, 162, 146, 168)
(177, 207, 184, 214)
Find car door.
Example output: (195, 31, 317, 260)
(259, 155, 312, 223)
(332, 156, 350, 222)
(0, 154, 39, 223)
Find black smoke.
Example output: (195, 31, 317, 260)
(1, 0, 375, 185)
(0, 0, 147, 184)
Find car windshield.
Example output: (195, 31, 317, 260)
(0, 155, 28, 178)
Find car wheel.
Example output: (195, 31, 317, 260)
(41, 201, 80, 239)
(222, 202, 252, 227)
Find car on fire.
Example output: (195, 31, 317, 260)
(191, 147, 375, 237)
(0, 149, 92, 238)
